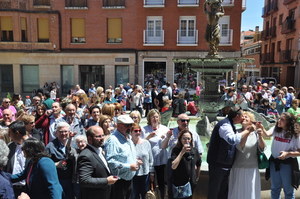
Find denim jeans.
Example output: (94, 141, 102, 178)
(270, 161, 295, 199)
(131, 175, 149, 199)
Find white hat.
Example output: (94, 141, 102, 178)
(117, 115, 134, 124)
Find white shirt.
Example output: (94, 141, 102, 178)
(49, 114, 62, 142)
(98, 147, 110, 173)
(12, 144, 26, 185)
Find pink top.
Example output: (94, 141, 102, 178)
(0, 105, 17, 120)
(196, 86, 201, 96)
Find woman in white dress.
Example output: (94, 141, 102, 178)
(228, 111, 266, 199)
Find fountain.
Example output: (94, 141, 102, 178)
(173, 0, 254, 136)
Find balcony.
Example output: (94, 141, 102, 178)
(262, 0, 278, 17)
(261, 53, 274, 64)
(283, 0, 296, 5)
(65, 0, 87, 8)
(280, 50, 293, 63)
(177, 0, 199, 7)
(177, 30, 198, 46)
(261, 26, 276, 40)
(0, 0, 11, 9)
(144, 0, 164, 7)
(143, 30, 164, 46)
(33, 0, 50, 6)
(222, 0, 234, 6)
(220, 29, 233, 46)
(281, 18, 296, 34)
(103, 0, 125, 8)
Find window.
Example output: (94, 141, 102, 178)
(0, 65, 14, 93)
(37, 18, 49, 42)
(277, 41, 281, 52)
(61, 65, 74, 94)
(21, 17, 27, 42)
(0, 16, 13, 42)
(180, 17, 195, 37)
(107, 18, 122, 43)
(115, 65, 129, 86)
(22, 65, 39, 93)
(147, 17, 162, 37)
(71, 18, 86, 43)
(279, 14, 283, 25)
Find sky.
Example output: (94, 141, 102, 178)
(241, 0, 264, 31)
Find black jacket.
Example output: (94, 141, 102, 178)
(77, 144, 112, 199)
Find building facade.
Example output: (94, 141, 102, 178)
(0, 0, 245, 95)
(241, 26, 262, 78)
(260, 0, 300, 87)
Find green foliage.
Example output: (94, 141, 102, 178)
(6, 92, 12, 100)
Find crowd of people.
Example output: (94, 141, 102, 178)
(0, 82, 203, 199)
(0, 80, 299, 199)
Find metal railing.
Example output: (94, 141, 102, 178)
(144, 0, 164, 6)
(261, 53, 275, 63)
(280, 50, 293, 63)
(177, 0, 199, 6)
(261, 26, 276, 40)
(177, 30, 198, 45)
(262, 0, 278, 17)
(143, 30, 164, 45)
(33, 0, 50, 6)
(281, 19, 296, 34)
(103, 0, 125, 7)
(65, 0, 87, 7)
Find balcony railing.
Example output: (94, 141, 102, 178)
(103, 0, 125, 7)
(261, 26, 276, 40)
(220, 29, 233, 45)
(33, 0, 50, 6)
(177, 0, 199, 6)
(280, 50, 293, 63)
(144, 0, 164, 7)
(0, 0, 11, 9)
(281, 18, 296, 34)
(222, 0, 234, 6)
(177, 30, 198, 45)
(262, 0, 278, 17)
(283, 0, 296, 5)
(65, 0, 87, 7)
(143, 30, 164, 45)
(261, 53, 275, 63)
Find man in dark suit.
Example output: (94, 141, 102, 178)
(77, 126, 118, 199)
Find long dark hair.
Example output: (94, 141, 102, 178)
(275, 112, 297, 138)
(175, 129, 194, 149)
(21, 138, 50, 163)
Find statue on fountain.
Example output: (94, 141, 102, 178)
(204, 0, 224, 58)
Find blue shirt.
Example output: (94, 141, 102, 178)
(104, 130, 137, 181)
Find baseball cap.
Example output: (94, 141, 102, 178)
(117, 115, 134, 124)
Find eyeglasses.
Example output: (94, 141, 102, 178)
(180, 119, 190, 123)
(131, 116, 138, 119)
(124, 124, 132, 127)
(3, 101, 10, 104)
(133, 129, 141, 132)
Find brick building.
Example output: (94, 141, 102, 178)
(260, 0, 300, 87)
(241, 26, 262, 78)
(0, 0, 245, 95)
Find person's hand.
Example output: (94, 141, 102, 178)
(181, 144, 191, 154)
(69, 131, 77, 137)
(45, 110, 53, 116)
(256, 128, 263, 137)
(146, 132, 156, 140)
(107, 175, 118, 184)
(136, 159, 143, 166)
(130, 163, 140, 171)
(18, 192, 30, 199)
(245, 124, 255, 133)
(278, 151, 289, 160)
(166, 130, 173, 138)
(255, 121, 263, 129)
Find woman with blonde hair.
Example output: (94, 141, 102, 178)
(99, 115, 114, 140)
(20, 114, 43, 141)
(143, 109, 170, 199)
(228, 111, 266, 199)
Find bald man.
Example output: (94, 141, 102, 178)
(0, 98, 17, 120)
(0, 109, 14, 128)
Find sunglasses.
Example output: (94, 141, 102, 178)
(4, 101, 10, 104)
(180, 119, 190, 123)
(133, 129, 141, 132)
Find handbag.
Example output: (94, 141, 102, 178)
(145, 180, 160, 199)
(172, 181, 192, 199)
(257, 148, 269, 169)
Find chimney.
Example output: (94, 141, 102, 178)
(255, 26, 259, 32)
